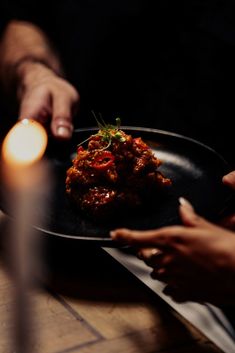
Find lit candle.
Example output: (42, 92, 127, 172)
(1, 118, 50, 353)
(2, 118, 48, 186)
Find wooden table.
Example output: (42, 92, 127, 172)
(0, 214, 223, 353)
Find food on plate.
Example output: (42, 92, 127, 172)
(65, 118, 171, 218)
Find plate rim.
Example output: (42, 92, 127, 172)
(1, 126, 232, 245)
(74, 125, 230, 167)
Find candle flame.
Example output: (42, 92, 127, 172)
(2, 119, 48, 166)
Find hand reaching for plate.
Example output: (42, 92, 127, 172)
(223, 171, 235, 190)
(110, 194, 235, 305)
(17, 61, 80, 140)
(220, 171, 235, 230)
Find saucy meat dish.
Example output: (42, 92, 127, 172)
(66, 122, 171, 218)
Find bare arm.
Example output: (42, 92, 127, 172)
(0, 20, 62, 90)
(0, 20, 80, 139)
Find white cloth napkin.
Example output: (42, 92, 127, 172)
(104, 247, 235, 353)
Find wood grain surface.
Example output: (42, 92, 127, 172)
(0, 213, 222, 353)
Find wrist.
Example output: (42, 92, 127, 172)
(15, 58, 63, 98)
(3, 55, 64, 97)
(15, 55, 63, 80)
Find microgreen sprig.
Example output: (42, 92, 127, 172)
(77, 111, 126, 150)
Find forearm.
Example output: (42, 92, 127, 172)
(0, 20, 63, 94)
(0, 20, 79, 140)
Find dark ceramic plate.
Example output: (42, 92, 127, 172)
(0, 127, 232, 246)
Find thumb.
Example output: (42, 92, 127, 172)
(51, 93, 74, 140)
(219, 213, 235, 230)
(178, 197, 209, 228)
(222, 171, 235, 191)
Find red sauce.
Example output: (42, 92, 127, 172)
(66, 128, 171, 218)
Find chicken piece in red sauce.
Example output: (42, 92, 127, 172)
(66, 127, 171, 218)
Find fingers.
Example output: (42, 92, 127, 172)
(51, 100, 73, 139)
(19, 89, 51, 124)
(110, 226, 184, 249)
(138, 247, 162, 260)
(219, 214, 235, 230)
(137, 248, 164, 267)
(137, 247, 180, 281)
(18, 69, 80, 140)
(179, 197, 211, 228)
(51, 89, 79, 140)
(110, 202, 210, 247)
(151, 267, 180, 284)
(137, 247, 179, 287)
(223, 171, 235, 190)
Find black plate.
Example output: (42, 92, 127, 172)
(0, 127, 232, 246)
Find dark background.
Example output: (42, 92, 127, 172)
(1, 0, 235, 331)
(1, 0, 235, 166)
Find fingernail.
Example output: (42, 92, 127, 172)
(178, 197, 194, 211)
(57, 126, 72, 138)
(223, 171, 235, 183)
(110, 231, 116, 239)
(151, 248, 160, 256)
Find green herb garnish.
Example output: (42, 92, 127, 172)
(77, 111, 126, 150)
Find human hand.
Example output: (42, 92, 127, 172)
(223, 171, 235, 190)
(111, 198, 235, 305)
(220, 171, 235, 230)
(17, 61, 80, 140)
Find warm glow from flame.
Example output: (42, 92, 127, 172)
(2, 119, 48, 166)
